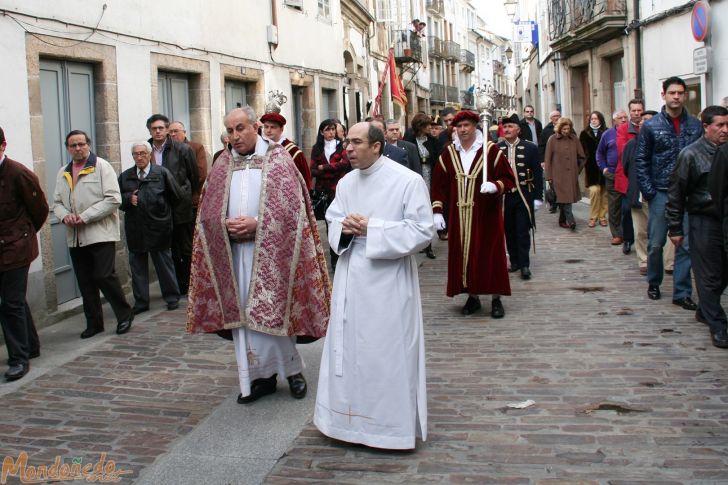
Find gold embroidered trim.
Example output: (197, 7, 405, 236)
(448, 144, 484, 287)
(432, 201, 444, 209)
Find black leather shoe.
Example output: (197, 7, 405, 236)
(5, 364, 29, 381)
(491, 298, 505, 318)
(80, 327, 104, 339)
(622, 241, 632, 255)
(116, 314, 134, 335)
(696, 309, 708, 325)
(132, 306, 149, 315)
(508, 265, 520, 273)
(710, 330, 728, 349)
(287, 373, 307, 399)
(424, 246, 436, 259)
(167, 301, 179, 311)
(569, 222, 576, 231)
(673, 297, 697, 311)
(238, 374, 277, 404)
(520, 267, 531, 280)
(549, 206, 557, 213)
(462, 296, 481, 315)
(647, 285, 661, 300)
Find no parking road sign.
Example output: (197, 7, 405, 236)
(691, 1, 710, 42)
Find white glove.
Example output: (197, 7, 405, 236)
(534, 199, 543, 211)
(480, 181, 498, 194)
(434, 213, 446, 231)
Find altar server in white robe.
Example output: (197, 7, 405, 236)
(314, 121, 435, 449)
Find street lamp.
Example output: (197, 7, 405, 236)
(505, 46, 513, 63)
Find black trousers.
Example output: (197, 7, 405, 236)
(0, 266, 38, 366)
(70, 241, 131, 331)
(689, 215, 728, 335)
(504, 193, 531, 269)
(129, 249, 180, 309)
(171, 222, 194, 294)
(621, 197, 634, 244)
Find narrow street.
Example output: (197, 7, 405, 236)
(1, 202, 727, 484)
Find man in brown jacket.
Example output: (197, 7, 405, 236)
(0, 126, 49, 381)
(169, 121, 208, 215)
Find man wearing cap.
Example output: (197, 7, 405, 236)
(432, 110, 516, 317)
(498, 114, 543, 280)
(261, 112, 312, 190)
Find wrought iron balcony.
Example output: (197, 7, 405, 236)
(428, 36, 445, 59)
(426, 0, 443, 15)
(392, 30, 423, 64)
(430, 83, 446, 104)
(548, 0, 627, 53)
(460, 49, 475, 71)
(444, 40, 461, 62)
(461, 90, 475, 109)
(446, 86, 459, 104)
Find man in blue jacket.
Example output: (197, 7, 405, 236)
(635, 76, 703, 306)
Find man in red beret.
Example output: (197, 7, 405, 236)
(431, 110, 516, 318)
(261, 112, 312, 190)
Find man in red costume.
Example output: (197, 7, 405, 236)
(260, 112, 312, 190)
(431, 110, 516, 317)
(187, 106, 330, 404)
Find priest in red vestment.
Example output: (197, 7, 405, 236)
(260, 112, 313, 190)
(431, 110, 516, 317)
(187, 106, 330, 404)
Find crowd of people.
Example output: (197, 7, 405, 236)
(1, 74, 727, 453)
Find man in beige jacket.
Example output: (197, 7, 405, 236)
(53, 130, 133, 338)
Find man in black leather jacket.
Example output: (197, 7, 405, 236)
(666, 105, 728, 348)
(146, 114, 199, 295)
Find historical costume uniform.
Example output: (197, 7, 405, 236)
(260, 111, 312, 190)
(431, 111, 516, 316)
(498, 114, 543, 279)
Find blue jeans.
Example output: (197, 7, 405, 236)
(646, 191, 692, 299)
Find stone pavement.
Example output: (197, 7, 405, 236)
(0, 202, 726, 484)
(265, 202, 728, 484)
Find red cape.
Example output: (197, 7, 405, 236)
(186, 145, 330, 338)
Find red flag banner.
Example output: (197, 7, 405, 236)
(370, 54, 391, 118)
(389, 48, 407, 109)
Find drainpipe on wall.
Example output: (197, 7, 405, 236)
(632, 0, 643, 99)
(553, 51, 562, 112)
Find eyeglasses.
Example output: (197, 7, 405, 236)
(68, 142, 87, 148)
(341, 138, 368, 149)
(132, 151, 149, 157)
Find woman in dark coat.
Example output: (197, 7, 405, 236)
(579, 111, 608, 227)
(544, 117, 586, 230)
(404, 113, 440, 258)
(310, 119, 349, 270)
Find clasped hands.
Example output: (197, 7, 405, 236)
(226, 216, 257, 242)
(342, 213, 369, 236)
(63, 214, 85, 226)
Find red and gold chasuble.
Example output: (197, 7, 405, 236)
(186, 145, 331, 338)
(431, 141, 516, 297)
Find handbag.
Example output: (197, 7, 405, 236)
(310, 189, 330, 221)
(545, 182, 556, 206)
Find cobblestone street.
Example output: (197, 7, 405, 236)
(1, 202, 727, 484)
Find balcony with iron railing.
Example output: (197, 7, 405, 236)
(391, 29, 423, 64)
(446, 85, 459, 104)
(426, 0, 443, 16)
(461, 90, 475, 109)
(444, 40, 461, 62)
(430, 83, 446, 104)
(428, 36, 445, 59)
(548, 0, 627, 53)
(460, 49, 475, 71)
